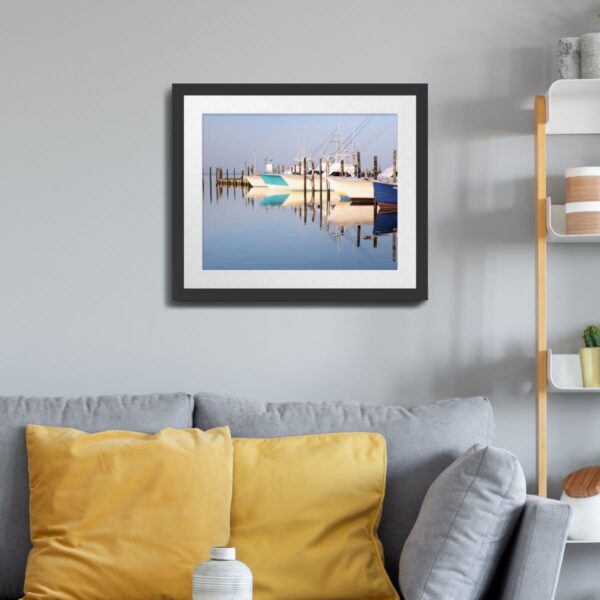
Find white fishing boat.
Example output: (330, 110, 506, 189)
(319, 123, 368, 177)
(281, 173, 328, 190)
(281, 124, 365, 189)
(243, 156, 284, 187)
(281, 155, 358, 190)
(244, 174, 266, 187)
(322, 153, 358, 177)
(245, 122, 373, 191)
(328, 176, 374, 200)
(376, 166, 395, 183)
(328, 167, 397, 200)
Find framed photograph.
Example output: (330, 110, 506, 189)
(172, 84, 427, 303)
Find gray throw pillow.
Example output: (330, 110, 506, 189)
(399, 445, 526, 600)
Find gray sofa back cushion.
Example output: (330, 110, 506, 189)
(0, 393, 193, 600)
(193, 393, 495, 588)
(399, 445, 526, 600)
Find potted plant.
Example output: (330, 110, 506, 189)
(580, 325, 600, 387)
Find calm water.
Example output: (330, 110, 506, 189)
(202, 178, 397, 270)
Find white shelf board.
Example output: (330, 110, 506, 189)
(548, 349, 600, 393)
(546, 79, 600, 134)
(566, 539, 600, 544)
(546, 197, 600, 243)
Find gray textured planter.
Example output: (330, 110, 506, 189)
(582, 32, 600, 78)
(558, 37, 581, 79)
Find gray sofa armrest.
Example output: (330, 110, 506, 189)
(488, 495, 571, 600)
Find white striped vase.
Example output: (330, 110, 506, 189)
(193, 547, 253, 600)
(565, 167, 600, 234)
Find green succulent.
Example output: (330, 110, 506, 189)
(583, 325, 600, 347)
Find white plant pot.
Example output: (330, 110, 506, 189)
(560, 492, 600, 541)
(193, 547, 252, 599)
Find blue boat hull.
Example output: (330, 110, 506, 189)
(373, 181, 397, 206)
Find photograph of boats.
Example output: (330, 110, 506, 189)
(173, 84, 427, 302)
(202, 114, 398, 271)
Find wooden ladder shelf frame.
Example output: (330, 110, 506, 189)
(536, 80, 600, 502)
(535, 95, 548, 498)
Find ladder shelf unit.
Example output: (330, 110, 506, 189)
(536, 79, 600, 498)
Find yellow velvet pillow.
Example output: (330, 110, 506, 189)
(23, 425, 233, 600)
(230, 433, 399, 600)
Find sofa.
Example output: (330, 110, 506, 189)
(0, 393, 570, 600)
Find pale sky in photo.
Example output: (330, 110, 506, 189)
(202, 113, 397, 172)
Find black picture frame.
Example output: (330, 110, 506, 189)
(172, 83, 428, 304)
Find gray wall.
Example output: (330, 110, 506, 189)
(1, 1, 598, 597)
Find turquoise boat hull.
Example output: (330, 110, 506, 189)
(260, 174, 289, 187)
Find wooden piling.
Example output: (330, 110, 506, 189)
(211, 165, 251, 188)
(319, 186, 323, 229)
(303, 157, 307, 194)
(311, 160, 315, 190)
(373, 156, 378, 178)
(356, 151, 361, 178)
(341, 159, 345, 177)
(392, 150, 397, 182)
(319, 158, 323, 191)
(373, 194, 378, 222)
(326, 170, 331, 232)
(304, 190, 307, 224)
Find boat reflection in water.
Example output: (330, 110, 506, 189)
(204, 180, 398, 270)
(373, 209, 398, 235)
